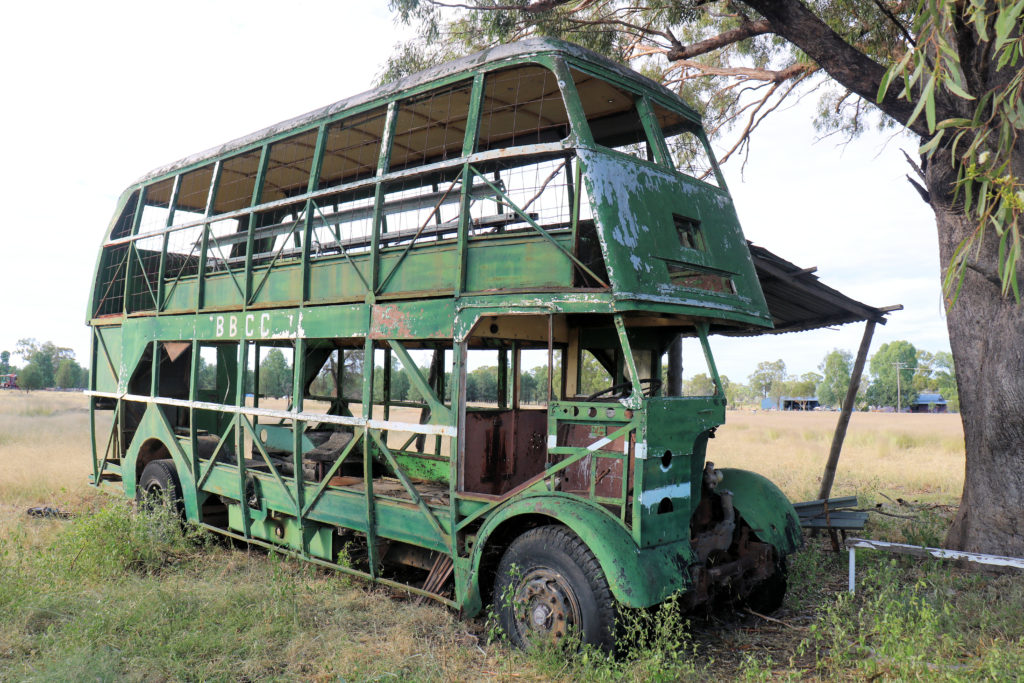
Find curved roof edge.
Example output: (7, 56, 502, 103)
(132, 38, 697, 187)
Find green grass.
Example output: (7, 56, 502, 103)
(5, 501, 1024, 681)
(3, 395, 1020, 680)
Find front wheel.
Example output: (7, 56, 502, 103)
(493, 525, 616, 651)
(744, 558, 788, 614)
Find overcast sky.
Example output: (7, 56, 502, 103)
(0, 1, 948, 382)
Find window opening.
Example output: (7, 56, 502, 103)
(317, 108, 386, 190)
(652, 102, 720, 186)
(462, 318, 555, 497)
(571, 69, 650, 161)
(465, 155, 574, 239)
(477, 65, 570, 151)
(378, 168, 464, 250)
(665, 262, 734, 294)
(162, 166, 216, 299)
(674, 214, 706, 251)
(246, 130, 320, 266)
(93, 191, 139, 316)
(390, 82, 472, 172)
(212, 149, 262, 215)
(136, 177, 175, 234)
(661, 335, 718, 397)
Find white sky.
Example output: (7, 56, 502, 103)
(0, 1, 949, 383)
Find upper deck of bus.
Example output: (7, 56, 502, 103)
(88, 38, 771, 332)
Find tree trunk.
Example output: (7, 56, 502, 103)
(928, 152, 1024, 556)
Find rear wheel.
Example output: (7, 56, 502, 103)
(493, 525, 616, 651)
(137, 459, 184, 518)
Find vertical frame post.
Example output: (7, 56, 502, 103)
(292, 337, 308, 556)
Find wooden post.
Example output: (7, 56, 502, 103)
(818, 319, 876, 501)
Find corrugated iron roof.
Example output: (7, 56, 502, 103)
(713, 242, 898, 336)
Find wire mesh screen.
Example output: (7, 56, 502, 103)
(389, 82, 472, 172)
(93, 191, 139, 316)
(263, 130, 317, 202)
(477, 65, 570, 151)
(652, 103, 719, 186)
(379, 169, 464, 248)
(318, 108, 386, 190)
(161, 165, 214, 303)
(126, 233, 162, 312)
(310, 189, 377, 256)
(466, 155, 575, 237)
(213, 149, 261, 215)
(136, 177, 175, 234)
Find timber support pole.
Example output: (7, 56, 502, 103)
(818, 319, 876, 501)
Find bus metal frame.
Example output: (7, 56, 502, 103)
(86, 38, 800, 647)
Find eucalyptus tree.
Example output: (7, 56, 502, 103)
(388, 0, 1024, 554)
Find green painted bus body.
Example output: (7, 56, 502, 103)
(87, 38, 798, 617)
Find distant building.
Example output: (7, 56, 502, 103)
(911, 392, 948, 413)
(760, 396, 820, 411)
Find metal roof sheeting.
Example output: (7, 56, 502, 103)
(713, 242, 898, 337)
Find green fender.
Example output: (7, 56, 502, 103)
(462, 493, 696, 616)
(122, 404, 201, 520)
(718, 468, 802, 556)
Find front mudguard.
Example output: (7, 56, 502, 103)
(462, 493, 696, 617)
(718, 468, 802, 556)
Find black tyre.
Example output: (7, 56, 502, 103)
(744, 559, 787, 614)
(493, 525, 616, 651)
(137, 459, 184, 517)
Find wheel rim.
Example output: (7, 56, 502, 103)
(512, 568, 582, 643)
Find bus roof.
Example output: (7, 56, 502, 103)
(132, 38, 700, 187)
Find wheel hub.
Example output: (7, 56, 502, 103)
(514, 569, 581, 641)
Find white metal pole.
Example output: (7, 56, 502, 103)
(848, 546, 856, 593)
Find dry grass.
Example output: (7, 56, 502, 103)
(0, 391, 976, 680)
(712, 409, 965, 503)
(0, 391, 105, 509)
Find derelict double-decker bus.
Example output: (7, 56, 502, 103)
(87, 38, 800, 649)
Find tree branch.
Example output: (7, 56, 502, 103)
(870, 0, 916, 46)
(738, 0, 937, 137)
(425, 0, 573, 12)
(665, 19, 772, 61)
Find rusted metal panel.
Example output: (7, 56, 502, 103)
(461, 409, 547, 496)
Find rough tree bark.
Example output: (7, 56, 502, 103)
(741, 0, 1024, 556)
(929, 147, 1024, 555)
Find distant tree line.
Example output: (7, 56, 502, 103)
(1, 339, 88, 391)
(181, 339, 958, 412)
(740, 341, 958, 412)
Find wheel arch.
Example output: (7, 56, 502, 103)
(462, 493, 688, 617)
(122, 404, 200, 519)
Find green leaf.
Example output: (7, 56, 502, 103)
(877, 67, 894, 103)
(938, 117, 973, 129)
(944, 79, 976, 100)
(972, 6, 990, 42)
(925, 82, 937, 131)
(994, 0, 1024, 48)
(908, 74, 936, 129)
(920, 129, 945, 155)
